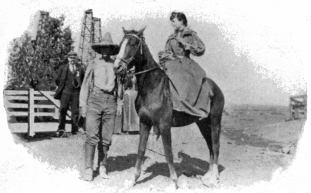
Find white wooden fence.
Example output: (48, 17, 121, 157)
(289, 94, 307, 120)
(4, 88, 71, 137)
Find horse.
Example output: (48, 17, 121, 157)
(114, 27, 225, 188)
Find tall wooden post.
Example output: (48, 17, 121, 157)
(78, 9, 102, 67)
(28, 88, 35, 137)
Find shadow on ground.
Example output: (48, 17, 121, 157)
(106, 151, 225, 185)
(12, 133, 55, 143)
(106, 153, 138, 173)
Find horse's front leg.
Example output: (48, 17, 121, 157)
(160, 123, 178, 189)
(133, 121, 151, 186)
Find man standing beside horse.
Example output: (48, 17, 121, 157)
(79, 32, 123, 181)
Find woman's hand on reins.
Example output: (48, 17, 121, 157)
(175, 36, 191, 50)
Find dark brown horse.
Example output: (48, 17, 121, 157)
(114, 27, 225, 188)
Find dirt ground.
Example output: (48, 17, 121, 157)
(2, 104, 306, 192)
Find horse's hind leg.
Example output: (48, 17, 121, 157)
(196, 78, 224, 187)
(160, 123, 178, 188)
(197, 115, 222, 187)
(133, 122, 151, 185)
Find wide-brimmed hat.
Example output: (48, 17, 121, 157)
(91, 32, 120, 55)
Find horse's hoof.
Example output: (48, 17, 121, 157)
(164, 180, 178, 192)
(127, 175, 138, 188)
(201, 175, 219, 187)
(174, 182, 179, 189)
(133, 177, 139, 187)
(123, 178, 136, 189)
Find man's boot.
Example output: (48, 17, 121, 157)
(98, 145, 109, 179)
(54, 129, 66, 138)
(84, 143, 95, 181)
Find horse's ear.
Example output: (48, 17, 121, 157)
(137, 26, 146, 37)
(122, 27, 128, 34)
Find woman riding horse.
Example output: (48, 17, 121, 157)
(159, 11, 209, 118)
(160, 11, 206, 77)
(114, 16, 224, 187)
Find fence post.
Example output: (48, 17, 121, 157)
(28, 88, 35, 137)
(289, 99, 293, 120)
(54, 107, 59, 119)
(303, 95, 307, 118)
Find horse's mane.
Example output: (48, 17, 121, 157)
(140, 35, 158, 68)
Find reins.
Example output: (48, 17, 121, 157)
(128, 66, 159, 76)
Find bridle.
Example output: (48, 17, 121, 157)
(118, 33, 143, 65)
(117, 33, 159, 76)
(117, 32, 178, 96)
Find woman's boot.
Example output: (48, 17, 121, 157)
(84, 143, 95, 181)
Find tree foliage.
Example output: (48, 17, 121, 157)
(6, 14, 74, 90)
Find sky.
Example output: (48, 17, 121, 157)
(1, 0, 310, 106)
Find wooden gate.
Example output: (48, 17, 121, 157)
(4, 88, 71, 136)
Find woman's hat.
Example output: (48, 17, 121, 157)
(91, 32, 120, 55)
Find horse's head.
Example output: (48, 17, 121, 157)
(114, 27, 146, 75)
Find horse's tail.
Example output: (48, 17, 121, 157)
(205, 77, 225, 118)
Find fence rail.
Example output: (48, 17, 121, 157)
(4, 88, 71, 137)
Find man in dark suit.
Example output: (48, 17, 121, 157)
(54, 51, 85, 137)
